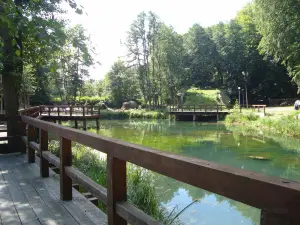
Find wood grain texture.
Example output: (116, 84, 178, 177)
(60, 137, 72, 201)
(39, 129, 49, 178)
(107, 156, 127, 225)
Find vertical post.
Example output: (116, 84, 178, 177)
(107, 156, 127, 225)
(91, 106, 94, 115)
(27, 125, 35, 163)
(57, 106, 60, 116)
(83, 119, 87, 131)
(75, 120, 78, 129)
(83, 106, 85, 117)
(96, 119, 99, 130)
(48, 107, 51, 116)
(39, 129, 49, 177)
(264, 106, 266, 116)
(70, 106, 72, 116)
(60, 137, 72, 201)
(98, 106, 100, 116)
(20, 121, 27, 154)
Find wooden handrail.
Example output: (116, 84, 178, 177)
(20, 114, 300, 224)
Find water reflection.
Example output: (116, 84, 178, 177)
(80, 119, 300, 225)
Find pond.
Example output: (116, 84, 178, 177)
(87, 119, 300, 225)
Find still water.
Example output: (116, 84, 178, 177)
(90, 119, 300, 225)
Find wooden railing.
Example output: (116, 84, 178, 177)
(169, 104, 229, 113)
(19, 106, 300, 225)
(39, 105, 101, 117)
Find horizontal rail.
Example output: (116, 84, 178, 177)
(23, 139, 160, 224)
(21, 115, 300, 221)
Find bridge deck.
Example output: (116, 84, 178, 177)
(0, 154, 107, 225)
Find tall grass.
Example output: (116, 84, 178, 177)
(48, 141, 181, 225)
(225, 110, 300, 137)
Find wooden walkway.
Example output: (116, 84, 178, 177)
(0, 154, 107, 225)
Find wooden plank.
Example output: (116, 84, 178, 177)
(116, 201, 162, 225)
(65, 166, 107, 204)
(260, 210, 297, 225)
(28, 125, 35, 163)
(21, 115, 300, 219)
(107, 156, 127, 225)
(40, 129, 49, 177)
(0, 193, 22, 225)
(60, 137, 72, 200)
(27, 162, 107, 225)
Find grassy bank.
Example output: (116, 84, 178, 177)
(225, 109, 300, 137)
(48, 141, 181, 225)
(100, 109, 169, 119)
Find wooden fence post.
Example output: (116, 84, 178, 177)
(70, 106, 72, 116)
(83, 106, 85, 117)
(40, 129, 49, 177)
(27, 125, 35, 163)
(91, 106, 94, 115)
(60, 137, 72, 200)
(57, 106, 60, 116)
(48, 107, 51, 116)
(107, 156, 127, 225)
(20, 121, 27, 154)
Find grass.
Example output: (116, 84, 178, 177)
(48, 141, 182, 225)
(183, 88, 229, 106)
(100, 109, 169, 119)
(225, 107, 300, 137)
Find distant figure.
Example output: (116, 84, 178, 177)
(294, 100, 300, 110)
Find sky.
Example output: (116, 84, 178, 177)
(64, 0, 251, 80)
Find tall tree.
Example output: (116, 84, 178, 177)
(254, 0, 300, 90)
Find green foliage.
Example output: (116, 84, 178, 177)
(52, 95, 109, 105)
(100, 109, 168, 119)
(254, 0, 300, 89)
(184, 88, 222, 105)
(225, 111, 259, 124)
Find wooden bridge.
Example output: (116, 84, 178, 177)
(169, 105, 230, 121)
(0, 106, 299, 224)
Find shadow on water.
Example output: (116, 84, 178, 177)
(65, 119, 300, 225)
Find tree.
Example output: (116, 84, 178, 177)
(0, 0, 83, 151)
(254, 0, 300, 90)
(105, 60, 140, 107)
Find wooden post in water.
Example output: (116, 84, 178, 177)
(107, 156, 127, 225)
(96, 119, 100, 130)
(60, 137, 72, 200)
(27, 125, 35, 163)
(40, 129, 49, 177)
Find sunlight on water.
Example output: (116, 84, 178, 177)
(76, 119, 300, 225)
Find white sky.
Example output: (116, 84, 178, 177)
(64, 0, 250, 80)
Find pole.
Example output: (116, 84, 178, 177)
(245, 84, 248, 108)
(238, 88, 241, 108)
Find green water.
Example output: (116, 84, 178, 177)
(88, 119, 300, 225)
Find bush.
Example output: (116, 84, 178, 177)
(99, 109, 168, 120)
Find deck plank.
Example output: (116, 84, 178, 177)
(0, 154, 107, 225)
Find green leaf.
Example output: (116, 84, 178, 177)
(11, 39, 17, 46)
(15, 50, 21, 57)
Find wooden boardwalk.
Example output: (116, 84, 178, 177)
(0, 154, 107, 225)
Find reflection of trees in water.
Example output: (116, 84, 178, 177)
(153, 173, 260, 225)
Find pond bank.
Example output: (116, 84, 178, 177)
(225, 110, 300, 137)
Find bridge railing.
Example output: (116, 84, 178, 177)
(39, 105, 101, 117)
(19, 109, 300, 225)
(169, 104, 230, 112)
